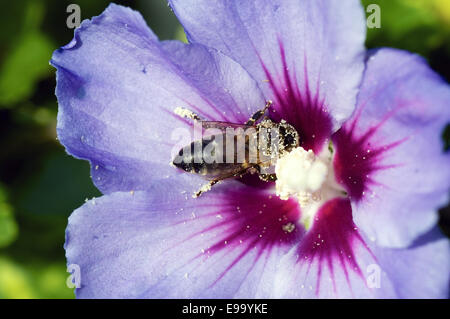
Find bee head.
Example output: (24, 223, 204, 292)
(278, 122, 299, 153)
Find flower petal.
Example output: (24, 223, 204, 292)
(273, 198, 449, 298)
(65, 179, 303, 298)
(51, 4, 265, 194)
(274, 198, 395, 298)
(170, 0, 367, 141)
(368, 227, 450, 299)
(332, 48, 450, 248)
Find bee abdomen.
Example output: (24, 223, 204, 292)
(173, 137, 248, 177)
(172, 140, 209, 175)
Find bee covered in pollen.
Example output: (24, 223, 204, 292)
(172, 101, 300, 197)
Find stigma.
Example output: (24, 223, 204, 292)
(275, 145, 346, 230)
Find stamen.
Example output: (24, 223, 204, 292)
(275, 146, 346, 230)
(275, 147, 328, 200)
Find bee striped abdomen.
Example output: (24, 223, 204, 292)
(173, 133, 253, 178)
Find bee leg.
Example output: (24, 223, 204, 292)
(174, 107, 203, 121)
(193, 179, 221, 198)
(259, 173, 277, 182)
(193, 168, 250, 198)
(254, 164, 276, 182)
(245, 100, 273, 126)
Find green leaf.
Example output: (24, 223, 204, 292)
(0, 257, 36, 298)
(0, 204, 18, 248)
(0, 257, 74, 299)
(33, 264, 75, 299)
(362, 0, 450, 55)
(0, 186, 18, 248)
(174, 26, 188, 43)
(0, 31, 54, 106)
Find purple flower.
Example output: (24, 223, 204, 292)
(51, 1, 450, 298)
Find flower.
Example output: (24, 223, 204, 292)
(51, 1, 450, 298)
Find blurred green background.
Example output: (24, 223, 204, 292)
(0, 0, 449, 298)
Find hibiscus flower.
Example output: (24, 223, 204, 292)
(51, 1, 450, 298)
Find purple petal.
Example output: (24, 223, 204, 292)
(332, 48, 450, 248)
(65, 179, 303, 298)
(51, 4, 265, 194)
(273, 199, 449, 298)
(170, 0, 367, 148)
(368, 227, 450, 299)
(273, 198, 395, 298)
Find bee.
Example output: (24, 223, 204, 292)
(172, 101, 299, 197)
